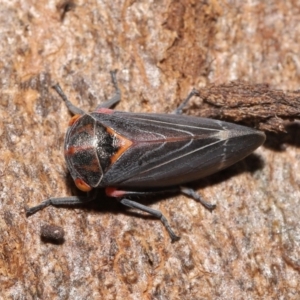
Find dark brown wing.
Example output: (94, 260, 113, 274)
(91, 112, 265, 188)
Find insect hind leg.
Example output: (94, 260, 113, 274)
(119, 198, 180, 242)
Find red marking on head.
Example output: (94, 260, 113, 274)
(68, 115, 81, 126)
(75, 178, 92, 192)
(95, 108, 114, 114)
(105, 187, 126, 198)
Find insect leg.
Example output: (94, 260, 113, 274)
(25, 195, 95, 216)
(96, 70, 121, 109)
(173, 88, 199, 115)
(107, 186, 215, 211)
(180, 186, 216, 211)
(53, 83, 85, 115)
(119, 198, 180, 242)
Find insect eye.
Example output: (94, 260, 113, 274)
(74, 178, 92, 192)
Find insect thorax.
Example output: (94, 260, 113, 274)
(64, 114, 120, 188)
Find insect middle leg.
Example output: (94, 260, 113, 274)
(111, 186, 216, 211)
(179, 186, 216, 211)
(107, 187, 215, 241)
(173, 88, 200, 115)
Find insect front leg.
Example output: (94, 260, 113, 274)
(53, 83, 85, 115)
(25, 194, 97, 216)
(119, 198, 180, 242)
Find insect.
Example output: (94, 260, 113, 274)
(26, 71, 266, 241)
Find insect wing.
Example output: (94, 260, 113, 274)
(92, 112, 265, 187)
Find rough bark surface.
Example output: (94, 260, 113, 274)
(1, 1, 300, 299)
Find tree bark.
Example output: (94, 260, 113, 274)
(1, 0, 300, 299)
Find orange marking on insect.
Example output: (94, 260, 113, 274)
(68, 114, 81, 126)
(65, 146, 76, 155)
(106, 127, 133, 164)
(75, 178, 92, 192)
(65, 145, 93, 156)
